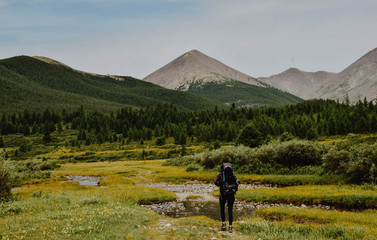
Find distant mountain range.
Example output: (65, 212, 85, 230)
(2, 47, 374, 113)
(259, 48, 377, 103)
(0, 56, 220, 112)
(143, 50, 302, 107)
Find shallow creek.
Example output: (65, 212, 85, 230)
(140, 183, 278, 220)
(66, 175, 100, 186)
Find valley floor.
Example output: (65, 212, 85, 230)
(1, 159, 377, 240)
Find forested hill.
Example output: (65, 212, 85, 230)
(0, 56, 221, 112)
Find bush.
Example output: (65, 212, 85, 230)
(6, 159, 59, 185)
(322, 142, 377, 184)
(155, 136, 166, 146)
(0, 160, 11, 201)
(167, 140, 325, 174)
(271, 140, 323, 167)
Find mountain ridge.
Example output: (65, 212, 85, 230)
(143, 49, 302, 107)
(259, 47, 377, 103)
(143, 49, 266, 90)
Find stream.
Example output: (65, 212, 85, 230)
(66, 175, 100, 186)
(140, 183, 280, 220)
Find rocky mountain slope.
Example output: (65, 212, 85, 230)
(259, 68, 337, 100)
(143, 50, 302, 107)
(259, 48, 377, 103)
(143, 49, 264, 90)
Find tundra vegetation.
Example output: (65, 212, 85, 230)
(1, 99, 377, 239)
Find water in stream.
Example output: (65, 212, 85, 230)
(66, 176, 100, 186)
(145, 200, 256, 221)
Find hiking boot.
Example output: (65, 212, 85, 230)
(228, 225, 233, 233)
(221, 222, 226, 231)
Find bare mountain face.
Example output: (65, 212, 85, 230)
(142, 50, 303, 107)
(143, 49, 265, 90)
(259, 68, 337, 100)
(259, 48, 377, 103)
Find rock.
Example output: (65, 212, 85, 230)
(164, 223, 172, 228)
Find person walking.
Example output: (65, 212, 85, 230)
(214, 162, 239, 233)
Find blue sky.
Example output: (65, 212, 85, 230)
(1, 0, 377, 78)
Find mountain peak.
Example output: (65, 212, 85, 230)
(143, 50, 262, 90)
(187, 49, 201, 54)
(285, 67, 301, 73)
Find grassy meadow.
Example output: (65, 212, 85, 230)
(1, 132, 377, 239)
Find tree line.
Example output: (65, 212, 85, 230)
(0, 99, 377, 146)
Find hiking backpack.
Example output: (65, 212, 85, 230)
(221, 163, 239, 196)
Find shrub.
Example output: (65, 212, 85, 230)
(280, 132, 294, 142)
(272, 140, 323, 167)
(322, 142, 377, 184)
(322, 148, 351, 173)
(155, 136, 166, 146)
(167, 140, 325, 174)
(186, 164, 200, 172)
(0, 159, 11, 201)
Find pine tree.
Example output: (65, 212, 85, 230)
(43, 123, 52, 143)
(237, 124, 262, 148)
(57, 123, 63, 133)
(0, 137, 4, 148)
(181, 145, 187, 157)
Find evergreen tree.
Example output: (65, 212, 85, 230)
(31, 123, 38, 134)
(57, 123, 63, 133)
(43, 123, 52, 143)
(23, 124, 30, 136)
(181, 145, 187, 157)
(0, 137, 4, 148)
(179, 132, 187, 145)
(237, 124, 262, 148)
(213, 140, 221, 150)
(305, 127, 319, 140)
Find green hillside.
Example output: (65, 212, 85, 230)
(187, 79, 303, 107)
(0, 56, 220, 112)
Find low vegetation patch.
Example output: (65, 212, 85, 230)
(253, 206, 377, 238)
(236, 185, 377, 209)
(239, 219, 369, 240)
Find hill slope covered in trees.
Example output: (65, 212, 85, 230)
(0, 56, 221, 112)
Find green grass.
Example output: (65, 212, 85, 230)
(236, 185, 377, 209)
(246, 206, 377, 239)
(239, 174, 338, 186)
(0, 193, 160, 239)
(3, 138, 377, 239)
(239, 220, 370, 240)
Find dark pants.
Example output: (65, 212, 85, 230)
(219, 194, 235, 225)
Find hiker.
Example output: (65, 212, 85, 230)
(214, 162, 240, 233)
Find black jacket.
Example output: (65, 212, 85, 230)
(214, 173, 239, 196)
